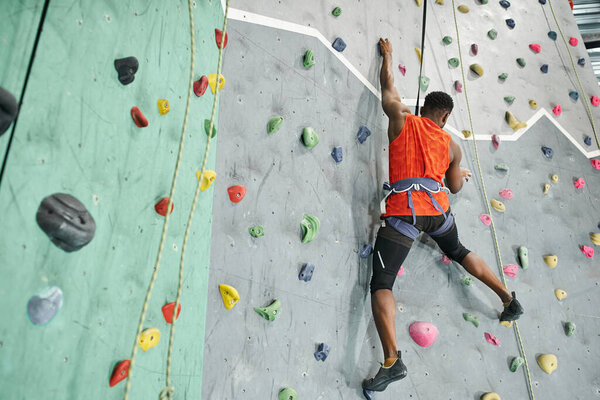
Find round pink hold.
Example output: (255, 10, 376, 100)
(409, 321, 438, 348)
(591, 96, 600, 107)
(499, 189, 513, 200)
(503, 264, 518, 278)
(591, 159, 600, 170)
(553, 104, 562, 116)
(442, 255, 451, 264)
(529, 43, 541, 53)
(574, 178, 585, 189)
(484, 332, 501, 346)
(397, 266, 405, 276)
(569, 37, 578, 46)
(479, 214, 492, 226)
(581, 245, 594, 258)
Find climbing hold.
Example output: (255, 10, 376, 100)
(481, 393, 501, 400)
(249, 226, 264, 238)
(578, 57, 585, 66)
(409, 321, 438, 347)
(584, 136, 592, 146)
(574, 178, 585, 189)
(541, 146, 554, 158)
(193, 76, 208, 97)
(161, 302, 182, 323)
(397, 266, 405, 276)
(227, 185, 246, 203)
(529, 99, 538, 109)
(442, 254, 451, 264)
(506, 19, 515, 29)
(214, 28, 228, 49)
(197, 170, 217, 192)
(544, 255, 558, 268)
(551, 174, 558, 182)
(564, 322, 576, 337)
(510, 357, 524, 372)
(208, 73, 225, 93)
(592, 96, 600, 106)
(548, 30, 557, 40)
(138, 328, 160, 351)
(458, 4, 469, 13)
(498, 72, 508, 80)
(0, 87, 18, 136)
(302, 127, 319, 149)
(449, 57, 460, 66)
(332, 6, 342, 17)
(332, 37, 346, 52)
(299, 263, 315, 282)
(592, 159, 600, 169)
(157, 99, 170, 115)
(540, 64, 548, 73)
(130, 106, 148, 127)
(519, 246, 529, 269)
(27, 286, 63, 326)
(471, 43, 478, 55)
(516, 57, 526, 67)
(480, 0, 489, 3)
(314, 342, 331, 361)
(499, 320, 513, 328)
(491, 199, 505, 212)
(537, 354, 558, 374)
(436, 0, 445, 4)
(581, 245, 594, 258)
(278, 388, 297, 400)
(484, 332, 501, 346)
(360, 244, 373, 259)
(503, 264, 517, 278)
(462, 130, 472, 138)
(303, 49, 315, 69)
(301, 214, 320, 243)
(331, 146, 343, 163)
(590, 233, 600, 245)
(454, 80, 463, 93)
(505, 111, 527, 130)
(109, 360, 130, 387)
(504, 96, 515, 104)
(569, 37, 578, 46)
(442, 36, 453, 45)
(479, 214, 492, 226)
(463, 313, 479, 327)
(419, 76, 430, 92)
(415, 0, 422, 5)
(268, 116, 284, 134)
(554, 289, 567, 300)
(461, 276, 474, 286)
(499, 189, 512, 200)
(469, 63, 484, 76)
(357, 125, 372, 144)
(495, 163, 509, 171)
(204, 119, 217, 138)
(529, 44, 541, 53)
(219, 284, 240, 310)
(398, 64, 407, 76)
(569, 90, 579, 101)
(415, 48, 422, 64)
(114, 56, 138, 85)
(543, 183, 551, 195)
(254, 299, 281, 321)
(488, 29, 498, 40)
(499, 0, 510, 8)
(154, 197, 174, 216)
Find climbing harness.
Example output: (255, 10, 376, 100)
(414, 0, 428, 115)
(450, 1, 535, 398)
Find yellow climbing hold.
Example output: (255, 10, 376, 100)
(138, 327, 161, 351)
(491, 199, 505, 213)
(458, 4, 469, 13)
(590, 233, 600, 245)
(554, 289, 567, 300)
(415, 0, 422, 5)
(543, 183, 551, 194)
(529, 99, 538, 110)
(208, 73, 225, 93)
(157, 99, 170, 115)
(462, 130, 472, 138)
(436, 0, 445, 4)
(470, 63, 484, 77)
(196, 169, 217, 191)
(219, 284, 240, 310)
(544, 255, 558, 268)
(481, 393, 501, 400)
(537, 353, 558, 374)
(551, 174, 559, 183)
(500, 320, 513, 328)
(415, 48, 422, 65)
(505, 111, 527, 131)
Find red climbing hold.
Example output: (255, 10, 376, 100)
(161, 302, 182, 324)
(398, 64, 406, 76)
(215, 28, 228, 49)
(591, 96, 600, 107)
(581, 245, 594, 258)
(109, 360, 130, 387)
(591, 159, 600, 170)
(442, 255, 451, 264)
(194, 76, 209, 97)
(154, 197, 174, 216)
(552, 104, 562, 116)
(569, 37, 578, 46)
(227, 185, 246, 203)
(454, 80, 463, 93)
(471, 43, 478, 56)
(574, 178, 585, 189)
(130, 106, 148, 127)
(529, 44, 541, 53)
(492, 134, 500, 149)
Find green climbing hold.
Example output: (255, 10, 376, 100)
(332, 7, 342, 17)
(254, 299, 281, 321)
(249, 226, 264, 238)
(488, 29, 498, 40)
(504, 96, 515, 104)
(461, 276, 474, 286)
(518, 246, 528, 269)
(510, 357, 525, 372)
(303, 49, 315, 69)
(516, 58, 526, 67)
(204, 119, 217, 138)
(498, 72, 508, 80)
(448, 58, 460, 68)
(564, 322, 576, 337)
(479, 0, 488, 3)
(302, 127, 319, 149)
(463, 313, 479, 327)
(548, 30, 557, 41)
(419, 76, 430, 91)
(495, 163, 509, 171)
(469, 63, 484, 77)
(443, 36, 453, 45)
(301, 214, 320, 243)
(267, 116, 284, 134)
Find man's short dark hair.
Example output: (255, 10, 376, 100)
(423, 91, 454, 113)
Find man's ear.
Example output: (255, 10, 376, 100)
(441, 111, 450, 124)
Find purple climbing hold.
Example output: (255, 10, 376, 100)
(409, 321, 438, 348)
(331, 146, 343, 163)
(505, 18, 515, 29)
(299, 263, 315, 282)
(578, 58, 585, 66)
(471, 43, 478, 56)
(357, 125, 372, 144)
(314, 342, 331, 361)
(332, 37, 346, 52)
(540, 64, 548, 73)
(360, 244, 373, 259)
(584, 136, 592, 146)
(499, 0, 511, 9)
(541, 146, 554, 159)
(0, 87, 18, 136)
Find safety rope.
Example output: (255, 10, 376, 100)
(415, 0, 428, 115)
(450, 1, 535, 399)
(546, 0, 600, 150)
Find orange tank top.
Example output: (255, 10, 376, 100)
(382, 114, 451, 217)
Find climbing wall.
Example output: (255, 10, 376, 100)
(203, 1, 600, 399)
(0, 0, 223, 398)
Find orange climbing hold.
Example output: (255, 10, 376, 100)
(109, 360, 130, 387)
(155, 197, 174, 216)
(227, 185, 246, 203)
(215, 28, 228, 49)
(161, 302, 182, 324)
(130, 106, 148, 127)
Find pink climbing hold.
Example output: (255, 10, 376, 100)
(581, 245, 594, 258)
(454, 80, 463, 93)
(591, 159, 600, 170)
(479, 214, 492, 226)
(552, 104, 562, 116)
(491, 134, 500, 149)
(442, 255, 451, 264)
(503, 264, 518, 278)
(398, 64, 406, 76)
(409, 321, 438, 348)
(569, 37, 578, 46)
(499, 189, 513, 200)
(397, 266, 405, 276)
(591, 96, 600, 107)
(574, 178, 585, 189)
(484, 332, 501, 346)
(471, 43, 478, 56)
(529, 44, 541, 53)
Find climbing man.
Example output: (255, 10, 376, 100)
(362, 38, 524, 395)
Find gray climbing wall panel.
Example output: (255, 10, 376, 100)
(203, 3, 600, 399)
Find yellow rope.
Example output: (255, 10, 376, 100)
(450, 1, 535, 399)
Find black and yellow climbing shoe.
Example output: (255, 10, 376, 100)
(362, 351, 407, 394)
(500, 291, 524, 322)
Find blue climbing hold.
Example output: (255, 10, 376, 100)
(540, 64, 548, 73)
(539, 0, 546, 4)
(314, 343, 331, 361)
(584, 136, 592, 146)
(569, 90, 579, 101)
(332, 37, 346, 52)
(578, 57, 585, 66)
(360, 244, 373, 259)
(331, 146, 343, 163)
(298, 263, 315, 282)
(499, 0, 511, 8)
(357, 125, 372, 144)
(541, 146, 554, 159)
(548, 31, 557, 40)
(506, 19, 515, 29)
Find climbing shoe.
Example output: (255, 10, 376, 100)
(362, 351, 407, 393)
(500, 291, 524, 322)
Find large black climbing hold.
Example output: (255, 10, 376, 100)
(332, 37, 346, 52)
(298, 263, 315, 282)
(584, 136, 592, 146)
(0, 87, 18, 136)
(578, 57, 585, 66)
(36, 193, 96, 252)
(548, 31, 557, 40)
(541, 146, 554, 159)
(505, 19, 515, 29)
(499, 0, 510, 8)
(331, 146, 343, 163)
(357, 125, 371, 144)
(540, 64, 548, 73)
(360, 244, 373, 259)
(114, 56, 139, 85)
(314, 342, 331, 361)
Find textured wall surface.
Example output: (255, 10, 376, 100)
(203, 2, 600, 399)
(0, 0, 223, 398)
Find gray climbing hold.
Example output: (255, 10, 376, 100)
(461, 276, 474, 286)
(357, 125, 372, 144)
(510, 357, 525, 372)
(331, 146, 343, 163)
(360, 244, 373, 259)
(541, 146, 554, 159)
(569, 90, 579, 101)
(495, 163, 509, 171)
(332, 37, 346, 52)
(540, 64, 548, 73)
(27, 286, 63, 326)
(548, 30, 557, 40)
(506, 18, 515, 29)
(114, 56, 139, 85)
(463, 312, 479, 327)
(36, 193, 96, 252)
(0, 87, 18, 136)
(564, 321, 576, 337)
(299, 263, 315, 282)
(584, 136, 592, 146)
(314, 342, 331, 361)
